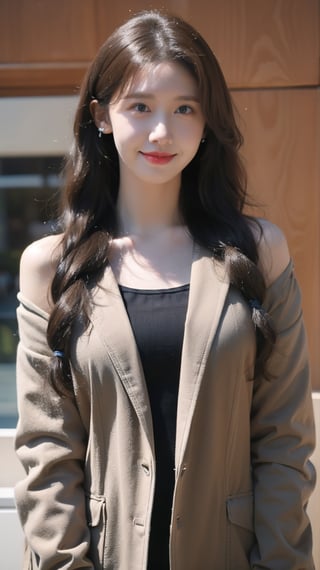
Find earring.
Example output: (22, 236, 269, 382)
(98, 127, 104, 138)
(201, 137, 206, 144)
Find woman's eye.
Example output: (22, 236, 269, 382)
(176, 105, 193, 114)
(133, 103, 149, 112)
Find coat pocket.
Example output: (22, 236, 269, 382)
(86, 494, 107, 569)
(226, 492, 255, 570)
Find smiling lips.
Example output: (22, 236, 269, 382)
(140, 151, 176, 165)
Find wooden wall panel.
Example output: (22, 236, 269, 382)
(94, 0, 319, 87)
(0, 0, 319, 95)
(186, 0, 320, 88)
(0, 0, 99, 95)
(234, 88, 320, 388)
(0, 0, 98, 62)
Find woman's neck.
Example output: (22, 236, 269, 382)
(117, 177, 182, 237)
(110, 175, 194, 289)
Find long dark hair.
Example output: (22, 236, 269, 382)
(47, 10, 275, 394)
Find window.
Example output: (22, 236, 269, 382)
(0, 95, 77, 428)
(0, 156, 63, 427)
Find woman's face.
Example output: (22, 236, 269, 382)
(103, 61, 205, 189)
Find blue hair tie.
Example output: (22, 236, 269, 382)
(248, 299, 261, 311)
(53, 350, 64, 358)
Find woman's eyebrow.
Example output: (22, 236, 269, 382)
(123, 92, 200, 102)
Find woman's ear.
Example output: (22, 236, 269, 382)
(89, 99, 113, 134)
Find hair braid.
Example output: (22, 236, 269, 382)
(47, 229, 111, 394)
(223, 245, 276, 379)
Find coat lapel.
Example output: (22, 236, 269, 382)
(175, 244, 230, 469)
(92, 267, 154, 454)
(91, 244, 230, 467)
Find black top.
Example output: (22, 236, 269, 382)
(119, 283, 190, 570)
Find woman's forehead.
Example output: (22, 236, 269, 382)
(118, 61, 199, 98)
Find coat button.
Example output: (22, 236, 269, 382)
(180, 464, 187, 477)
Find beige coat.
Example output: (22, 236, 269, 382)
(15, 245, 316, 569)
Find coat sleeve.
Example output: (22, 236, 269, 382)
(14, 294, 93, 569)
(250, 261, 316, 569)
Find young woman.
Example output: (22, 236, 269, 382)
(15, 10, 315, 570)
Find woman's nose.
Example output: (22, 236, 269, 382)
(149, 119, 172, 145)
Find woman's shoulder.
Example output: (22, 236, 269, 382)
(249, 218, 291, 287)
(19, 233, 63, 313)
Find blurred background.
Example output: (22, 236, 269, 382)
(0, 1, 319, 568)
